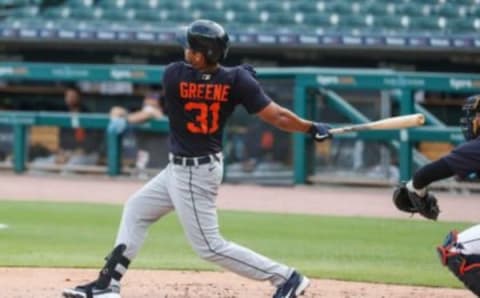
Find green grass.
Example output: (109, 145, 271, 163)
(0, 200, 471, 288)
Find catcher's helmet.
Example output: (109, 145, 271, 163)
(461, 95, 480, 141)
(179, 19, 230, 64)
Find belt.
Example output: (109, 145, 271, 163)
(169, 153, 221, 166)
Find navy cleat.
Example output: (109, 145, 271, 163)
(62, 281, 120, 298)
(273, 271, 310, 298)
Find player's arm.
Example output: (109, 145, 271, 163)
(256, 101, 311, 133)
(238, 65, 330, 141)
(107, 104, 163, 134)
(257, 102, 331, 141)
(407, 158, 454, 196)
(126, 105, 164, 124)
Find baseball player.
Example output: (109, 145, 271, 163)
(62, 19, 332, 298)
(393, 95, 480, 296)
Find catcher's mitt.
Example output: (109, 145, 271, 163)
(393, 182, 440, 220)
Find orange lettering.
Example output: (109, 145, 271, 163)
(179, 82, 188, 98)
(213, 85, 223, 101)
(197, 84, 205, 98)
(221, 85, 230, 102)
(205, 84, 214, 100)
(188, 83, 196, 99)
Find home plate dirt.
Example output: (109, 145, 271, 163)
(0, 174, 477, 297)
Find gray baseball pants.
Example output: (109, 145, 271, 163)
(114, 153, 292, 286)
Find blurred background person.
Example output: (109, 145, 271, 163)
(108, 84, 166, 177)
(31, 85, 103, 173)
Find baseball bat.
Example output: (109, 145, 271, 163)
(327, 113, 425, 135)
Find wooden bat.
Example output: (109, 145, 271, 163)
(328, 113, 425, 135)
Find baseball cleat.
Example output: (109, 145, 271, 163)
(273, 270, 310, 298)
(62, 281, 120, 298)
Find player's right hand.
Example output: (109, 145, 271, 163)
(309, 122, 332, 142)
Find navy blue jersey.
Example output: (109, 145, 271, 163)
(442, 137, 480, 178)
(162, 62, 271, 156)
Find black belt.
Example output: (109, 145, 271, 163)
(169, 153, 221, 166)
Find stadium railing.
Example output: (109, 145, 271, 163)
(1, 62, 479, 183)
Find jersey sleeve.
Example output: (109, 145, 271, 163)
(162, 62, 175, 87)
(161, 62, 179, 116)
(235, 65, 272, 114)
(442, 138, 480, 178)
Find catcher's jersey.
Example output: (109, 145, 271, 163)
(442, 136, 480, 178)
(162, 62, 271, 157)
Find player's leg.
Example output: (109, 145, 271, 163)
(63, 166, 174, 298)
(114, 165, 174, 259)
(437, 224, 480, 296)
(169, 159, 309, 297)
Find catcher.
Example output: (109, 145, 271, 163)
(393, 94, 480, 296)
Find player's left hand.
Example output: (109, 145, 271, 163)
(393, 182, 440, 220)
(309, 122, 332, 142)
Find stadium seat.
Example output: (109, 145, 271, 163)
(1, 0, 476, 38)
(140, 1, 181, 11)
(0, 0, 30, 6)
(396, 3, 428, 17)
(51, 18, 90, 30)
(410, 0, 440, 4)
(232, 12, 260, 25)
(375, 15, 408, 32)
(164, 10, 194, 24)
(255, 1, 285, 14)
(302, 13, 333, 28)
(451, 18, 479, 33)
(340, 14, 370, 32)
(97, 0, 127, 9)
(134, 9, 163, 22)
(8, 6, 39, 18)
(324, 2, 352, 14)
(266, 12, 295, 26)
(66, 0, 93, 8)
(468, 6, 480, 17)
(363, 2, 394, 16)
(409, 17, 444, 32)
(290, 1, 317, 13)
(102, 9, 134, 21)
(434, 4, 461, 18)
(199, 10, 228, 24)
(189, 0, 219, 12)
(451, 0, 474, 4)
(222, 1, 251, 13)
(2, 18, 45, 29)
(42, 7, 70, 19)
(70, 7, 100, 20)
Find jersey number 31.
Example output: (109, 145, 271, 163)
(185, 102, 220, 134)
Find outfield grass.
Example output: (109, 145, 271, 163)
(0, 200, 470, 288)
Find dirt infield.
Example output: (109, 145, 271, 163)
(0, 268, 471, 298)
(0, 173, 477, 298)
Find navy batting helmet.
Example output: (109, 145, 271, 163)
(460, 95, 480, 141)
(179, 19, 230, 64)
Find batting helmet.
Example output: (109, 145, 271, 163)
(179, 19, 230, 64)
(461, 95, 480, 141)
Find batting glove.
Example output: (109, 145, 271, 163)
(309, 122, 332, 142)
